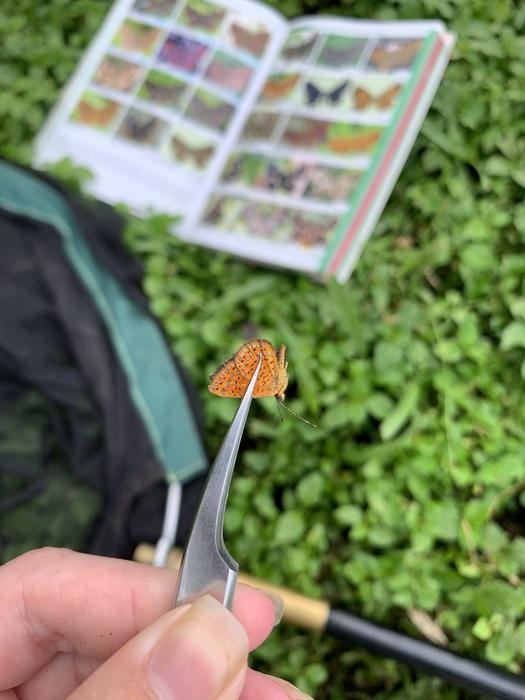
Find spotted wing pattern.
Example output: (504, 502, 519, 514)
(233, 339, 279, 397)
(208, 358, 249, 398)
(208, 339, 288, 399)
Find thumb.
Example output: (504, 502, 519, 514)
(68, 595, 249, 700)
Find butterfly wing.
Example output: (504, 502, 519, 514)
(223, 156, 242, 181)
(371, 40, 421, 70)
(250, 30, 269, 54)
(194, 145, 214, 166)
(377, 83, 401, 109)
(186, 6, 224, 29)
(305, 82, 321, 106)
(396, 40, 421, 67)
(125, 114, 156, 140)
(370, 46, 399, 70)
(281, 172, 294, 191)
(185, 6, 202, 26)
(168, 36, 205, 70)
(209, 359, 249, 397)
(262, 79, 283, 100)
(209, 339, 286, 399)
(192, 98, 232, 128)
(233, 339, 279, 397)
(266, 163, 282, 189)
(230, 24, 245, 48)
(329, 81, 348, 104)
(290, 164, 306, 192)
(171, 136, 187, 160)
(213, 103, 233, 126)
(208, 10, 226, 24)
(231, 24, 267, 54)
(354, 87, 372, 111)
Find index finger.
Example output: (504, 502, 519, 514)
(0, 547, 277, 690)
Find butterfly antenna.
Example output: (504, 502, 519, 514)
(279, 400, 317, 428)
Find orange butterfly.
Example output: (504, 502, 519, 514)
(354, 84, 401, 111)
(326, 130, 381, 155)
(230, 23, 269, 56)
(209, 339, 316, 426)
(209, 339, 288, 401)
(370, 39, 422, 70)
(262, 74, 300, 100)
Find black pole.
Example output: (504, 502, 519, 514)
(326, 609, 525, 700)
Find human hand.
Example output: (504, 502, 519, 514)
(0, 548, 313, 699)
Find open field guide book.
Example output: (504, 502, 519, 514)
(34, 0, 455, 282)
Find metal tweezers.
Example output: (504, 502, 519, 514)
(174, 354, 263, 609)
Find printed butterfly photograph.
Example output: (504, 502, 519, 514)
(203, 194, 243, 228)
(240, 111, 279, 141)
(202, 194, 227, 225)
(185, 89, 235, 131)
(92, 56, 144, 94)
(304, 79, 349, 110)
(179, 0, 226, 35)
(233, 201, 290, 240)
(261, 73, 300, 102)
(113, 20, 161, 56)
(169, 126, 215, 169)
(205, 52, 253, 94)
(304, 165, 361, 202)
(220, 153, 307, 197)
(229, 21, 270, 57)
(264, 160, 307, 195)
(117, 109, 167, 145)
(352, 81, 401, 112)
(292, 211, 338, 247)
(369, 38, 422, 71)
(280, 116, 329, 149)
(138, 70, 187, 108)
(72, 92, 122, 130)
(132, 0, 176, 18)
(281, 30, 317, 62)
(157, 33, 208, 73)
(316, 35, 367, 68)
(324, 122, 382, 156)
(220, 153, 264, 186)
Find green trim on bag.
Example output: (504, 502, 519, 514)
(0, 161, 207, 483)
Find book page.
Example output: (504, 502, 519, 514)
(33, 0, 287, 223)
(193, 17, 452, 277)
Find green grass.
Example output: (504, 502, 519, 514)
(2, 0, 525, 697)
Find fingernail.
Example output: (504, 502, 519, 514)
(148, 595, 248, 699)
(272, 677, 315, 700)
(264, 590, 284, 626)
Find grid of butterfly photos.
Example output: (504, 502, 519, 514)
(202, 29, 423, 249)
(70, 0, 271, 171)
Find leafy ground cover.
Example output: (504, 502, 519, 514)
(2, 0, 525, 697)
